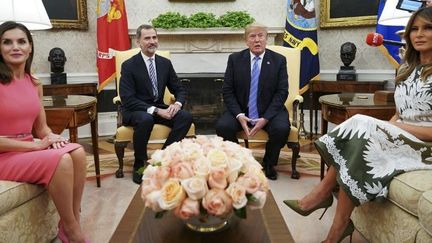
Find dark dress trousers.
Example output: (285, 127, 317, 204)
(120, 52, 193, 168)
(215, 48, 290, 167)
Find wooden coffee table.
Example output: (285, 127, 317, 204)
(110, 188, 294, 243)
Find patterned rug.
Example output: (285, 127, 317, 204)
(85, 150, 321, 179)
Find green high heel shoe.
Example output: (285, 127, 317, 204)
(283, 196, 333, 220)
(338, 220, 355, 243)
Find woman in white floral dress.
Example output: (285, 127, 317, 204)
(284, 7, 432, 243)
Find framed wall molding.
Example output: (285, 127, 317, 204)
(319, 0, 380, 28)
(42, 0, 88, 30)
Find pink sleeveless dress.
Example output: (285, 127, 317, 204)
(0, 75, 82, 187)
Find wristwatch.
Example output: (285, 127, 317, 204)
(152, 107, 159, 116)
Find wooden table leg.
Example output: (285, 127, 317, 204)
(321, 113, 328, 136)
(320, 158, 325, 180)
(320, 112, 328, 180)
(299, 103, 308, 138)
(91, 119, 101, 187)
(309, 90, 314, 140)
(69, 127, 78, 143)
(314, 108, 319, 138)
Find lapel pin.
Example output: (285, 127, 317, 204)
(267, 61, 270, 64)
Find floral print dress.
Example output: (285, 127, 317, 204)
(315, 66, 432, 205)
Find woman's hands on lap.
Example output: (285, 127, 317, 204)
(37, 133, 69, 150)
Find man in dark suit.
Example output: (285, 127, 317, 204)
(120, 24, 193, 184)
(215, 23, 290, 180)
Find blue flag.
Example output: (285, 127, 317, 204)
(283, 0, 320, 94)
(376, 0, 405, 68)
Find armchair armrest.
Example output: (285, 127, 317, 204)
(290, 95, 303, 128)
(112, 92, 176, 128)
(294, 95, 303, 104)
(169, 94, 176, 104)
(286, 95, 303, 127)
(112, 95, 123, 127)
(113, 95, 121, 105)
(113, 93, 176, 106)
(291, 100, 300, 127)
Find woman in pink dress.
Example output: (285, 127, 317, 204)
(0, 21, 87, 242)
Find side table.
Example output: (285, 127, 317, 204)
(318, 93, 395, 179)
(43, 95, 101, 187)
(309, 80, 387, 139)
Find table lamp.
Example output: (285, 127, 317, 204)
(0, 0, 52, 30)
(378, 0, 413, 26)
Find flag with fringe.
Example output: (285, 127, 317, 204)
(376, 0, 405, 68)
(97, 0, 130, 92)
(283, 0, 320, 94)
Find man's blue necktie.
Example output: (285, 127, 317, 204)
(248, 56, 261, 124)
(148, 58, 158, 100)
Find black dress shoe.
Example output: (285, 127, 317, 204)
(264, 165, 278, 180)
(132, 167, 144, 185)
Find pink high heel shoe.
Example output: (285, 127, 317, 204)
(58, 221, 91, 243)
(57, 222, 69, 243)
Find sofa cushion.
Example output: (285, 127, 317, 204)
(352, 200, 420, 242)
(0, 189, 59, 243)
(387, 170, 432, 217)
(0, 181, 45, 215)
(419, 190, 432, 237)
(416, 228, 432, 242)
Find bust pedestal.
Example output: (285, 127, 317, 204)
(50, 73, 67, 85)
(337, 66, 357, 81)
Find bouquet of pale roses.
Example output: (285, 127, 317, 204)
(140, 135, 269, 220)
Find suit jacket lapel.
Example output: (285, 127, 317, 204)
(259, 52, 271, 96)
(242, 51, 252, 92)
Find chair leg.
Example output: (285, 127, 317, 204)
(244, 139, 249, 148)
(114, 141, 129, 178)
(287, 141, 300, 179)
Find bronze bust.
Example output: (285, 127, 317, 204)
(340, 42, 356, 67)
(337, 42, 357, 81)
(48, 47, 67, 84)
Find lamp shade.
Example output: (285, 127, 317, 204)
(378, 0, 412, 26)
(0, 0, 52, 30)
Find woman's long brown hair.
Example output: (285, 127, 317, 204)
(396, 7, 432, 83)
(0, 21, 38, 85)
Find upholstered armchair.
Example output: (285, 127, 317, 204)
(113, 48, 195, 178)
(236, 45, 303, 179)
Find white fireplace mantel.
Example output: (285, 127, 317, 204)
(128, 27, 284, 53)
